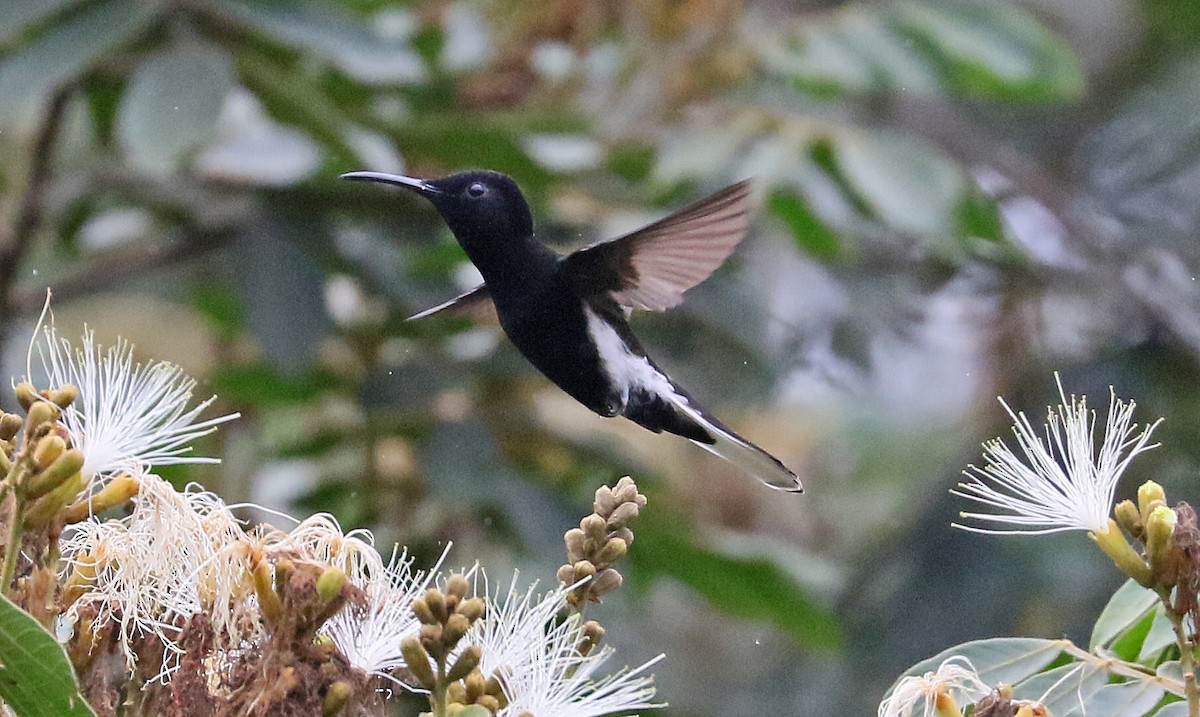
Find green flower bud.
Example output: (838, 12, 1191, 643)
(0, 413, 22, 441)
(316, 568, 347, 605)
(22, 448, 83, 501)
(447, 645, 482, 682)
(1113, 499, 1143, 539)
(14, 382, 39, 411)
(1137, 481, 1166, 520)
(32, 435, 65, 470)
(25, 400, 60, 430)
(46, 384, 78, 409)
(401, 636, 436, 689)
(322, 680, 353, 717)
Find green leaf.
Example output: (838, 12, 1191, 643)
(895, 0, 1084, 102)
(211, 363, 341, 407)
(0, 0, 157, 125)
(1013, 663, 1107, 716)
(830, 129, 965, 236)
(766, 187, 841, 260)
(886, 638, 1063, 699)
(1091, 578, 1159, 650)
(759, 0, 1083, 101)
(1138, 605, 1178, 663)
(0, 592, 97, 717)
(117, 45, 235, 176)
(1, 0, 87, 44)
(1067, 680, 1165, 717)
(629, 510, 841, 650)
(1111, 608, 1157, 662)
(214, 0, 424, 85)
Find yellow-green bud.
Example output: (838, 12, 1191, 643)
(46, 384, 78, 409)
(1145, 505, 1178, 568)
(447, 645, 482, 682)
(412, 596, 437, 625)
(22, 448, 83, 501)
(594, 537, 628, 567)
(456, 705, 493, 717)
(456, 597, 485, 623)
(32, 435, 65, 469)
(425, 588, 448, 622)
(316, 568, 347, 605)
(0, 413, 22, 441)
(62, 473, 139, 523)
(322, 681, 353, 717)
(447, 573, 470, 600)
(14, 382, 39, 411)
(253, 562, 283, 623)
(444, 613, 471, 646)
(401, 636, 436, 689)
(25, 401, 60, 430)
(23, 470, 86, 529)
(1138, 481, 1167, 520)
(1090, 519, 1152, 586)
(1113, 499, 1143, 538)
(476, 696, 500, 714)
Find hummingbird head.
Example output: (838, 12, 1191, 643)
(341, 170, 534, 247)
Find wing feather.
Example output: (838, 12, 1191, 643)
(561, 180, 753, 311)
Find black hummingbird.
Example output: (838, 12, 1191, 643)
(342, 169, 801, 492)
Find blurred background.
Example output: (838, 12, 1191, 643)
(1, 0, 1199, 714)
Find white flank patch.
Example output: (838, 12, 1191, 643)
(583, 305, 801, 492)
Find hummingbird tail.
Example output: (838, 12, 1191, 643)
(631, 388, 803, 493)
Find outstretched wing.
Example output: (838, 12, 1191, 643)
(560, 180, 752, 312)
(405, 284, 498, 324)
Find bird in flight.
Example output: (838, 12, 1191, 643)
(342, 169, 801, 492)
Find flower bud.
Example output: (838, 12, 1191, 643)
(253, 562, 283, 623)
(444, 613, 471, 646)
(579, 619, 605, 656)
(401, 636, 436, 689)
(446, 573, 470, 600)
(46, 384, 78, 409)
(456, 597, 485, 623)
(557, 564, 575, 585)
(612, 527, 634, 546)
(581, 514, 607, 544)
(25, 400, 60, 430)
(0, 412, 22, 441)
(564, 528, 587, 563)
(23, 471, 86, 529)
(607, 501, 640, 529)
(420, 624, 445, 658)
(62, 474, 139, 523)
(425, 588, 448, 622)
(1145, 505, 1178, 569)
(591, 568, 623, 596)
(15, 382, 39, 411)
(316, 568, 347, 605)
(1091, 519, 1152, 587)
(322, 680, 352, 717)
(447, 645, 482, 682)
(1113, 499, 1143, 539)
(412, 595, 437, 625)
(1138, 481, 1167, 520)
(572, 560, 597, 581)
(22, 448, 83, 501)
(594, 537, 628, 567)
(465, 668, 487, 700)
(32, 435, 65, 470)
(594, 485, 617, 515)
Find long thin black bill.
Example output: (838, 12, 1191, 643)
(339, 171, 439, 195)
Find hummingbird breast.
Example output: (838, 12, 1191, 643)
(493, 282, 623, 417)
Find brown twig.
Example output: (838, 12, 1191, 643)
(0, 86, 75, 351)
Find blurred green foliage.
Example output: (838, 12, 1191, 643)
(2, 0, 1200, 715)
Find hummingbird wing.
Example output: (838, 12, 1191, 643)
(561, 179, 752, 312)
(405, 284, 498, 323)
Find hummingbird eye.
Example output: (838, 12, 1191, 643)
(467, 182, 487, 198)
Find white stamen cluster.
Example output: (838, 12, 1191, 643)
(953, 375, 1161, 534)
(878, 656, 990, 717)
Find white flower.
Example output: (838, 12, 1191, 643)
(61, 476, 246, 679)
(953, 375, 1161, 534)
(466, 575, 664, 717)
(32, 323, 238, 484)
(878, 656, 990, 717)
(321, 545, 449, 682)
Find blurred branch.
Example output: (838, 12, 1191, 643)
(10, 226, 238, 315)
(0, 85, 73, 341)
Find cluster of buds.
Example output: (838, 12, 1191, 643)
(970, 686, 1049, 717)
(558, 476, 646, 608)
(4, 384, 84, 527)
(401, 574, 494, 713)
(1111, 481, 1200, 623)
